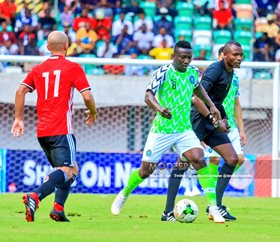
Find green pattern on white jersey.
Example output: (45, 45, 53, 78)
(147, 64, 199, 134)
(223, 73, 239, 128)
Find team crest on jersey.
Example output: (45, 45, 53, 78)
(189, 75, 195, 84)
(146, 150, 152, 157)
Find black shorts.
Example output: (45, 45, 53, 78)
(38, 134, 76, 168)
(203, 130, 231, 148)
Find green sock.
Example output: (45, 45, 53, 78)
(197, 166, 216, 206)
(123, 169, 144, 197)
(208, 162, 219, 186)
(233, 164, 240, 173)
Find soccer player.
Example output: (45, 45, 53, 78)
(204, 46, 246, 220)
(111, 40, 226, 223)
(163, 41, 243, 222)
(11, 31, 97, 222)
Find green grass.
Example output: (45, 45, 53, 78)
(0, 194, 280, 242)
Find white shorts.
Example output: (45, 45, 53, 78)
(204, 127, 243, 158)
(142, 130, 203, 163)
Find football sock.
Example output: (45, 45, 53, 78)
(216, 163, 235, 207)
(164, 168, 185, 213)
(208, 162, 219, 185)
(197, 166, 216, 206)
(123, 169, 144, 197)
(37, 169, 68, 201)
(233, 164, 240, 173)
(55, 174, 77, 207)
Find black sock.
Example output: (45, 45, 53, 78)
(164, 168, 185, 214)
(37, 170, 67, 201)
(216, 163, 235, 207)
(55, 174, 76, 206)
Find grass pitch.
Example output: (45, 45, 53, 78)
(0, 194, 280, 242)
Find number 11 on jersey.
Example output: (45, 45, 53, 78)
(43, 70, 61, 99)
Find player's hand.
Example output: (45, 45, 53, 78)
(85, 110, 96, 126)
(11, 119, 24, 137)
(209, 105, 221, 121)
(158, 107, 172, 119)
(216, 121, 230, 133)
(222, 119, 230, 129)
(240, 130, 246, 146)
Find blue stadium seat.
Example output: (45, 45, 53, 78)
(213, 30, 232, 44)
(193, 16, 212, 30)
(174, 16, 192, 31)
(234, 30, 252, 46)
(176, 2, 194, 16)
(175, 29, 192, 42)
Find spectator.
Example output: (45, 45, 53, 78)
(63, 22, 76, 43)
(15, 8, 38, 33)
(213, 0, 233, 31)
(0, 20, 17, 46)
(153, 7, 174, 36)
(96, 41, 118, 58)
(94, 0, 114, 18)
(193, 0, 215, 16)
(149, 39, 173, 60)
(112, 24, 136, 55)
(61, 5, 74, 27)
(153, 27, 174, 47)
(72, 8, 94, 32)
(0, 39, 19, 71)
(18, 24, 36, 48)
(0, 0, 17, 28)
(253, 0, 276, 18)
(253, 32, 274, 61)
(123, 0, 141, 14)
(194, 49, 207, 60)
(38, 8, 56, 39)
(92, 9, 112, 42)
(133, 9, 153, 32)
(76, 22, 98, 54)
(67, 37, 79, 57)
(155, 0, 177, 18)
(256, 14, 279, 38)
(112, 10, 134, 37)
(125, 52, 145, 76)
(133, 23, 154, 55)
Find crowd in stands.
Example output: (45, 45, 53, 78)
(0, 0, 279, 76)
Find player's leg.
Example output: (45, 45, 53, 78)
(163, 131, 224, 223)
(229, 128, 245, 173)
(111, 132, 172, 216)
(49, 134, 78, 222)
(163, 157, 189, 221)
(209, 132, 238, 221)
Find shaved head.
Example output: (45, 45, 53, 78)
(223, 41, 241, 54)
(47, 31, 68, 52)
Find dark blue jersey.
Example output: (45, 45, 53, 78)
(191, 60, 234, 141)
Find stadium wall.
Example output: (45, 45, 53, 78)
(0, 148, 257, 197)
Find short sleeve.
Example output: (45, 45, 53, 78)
(146, 65, 168, 94)
(22, 69, 35, 92)
(71, 64, 91, 92)
(200, 65, 220, 93)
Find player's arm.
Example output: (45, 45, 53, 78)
(11, 85, 30, 136)
(81, 90, 97, 125)
(234, 97, 246, 146)
(193, 84, 221, 121)
(145, 90, 171, 119)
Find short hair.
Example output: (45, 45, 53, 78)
(218, 46, 224, 56)
(223, 41, 242, 54)
(174, 40, 192, 51)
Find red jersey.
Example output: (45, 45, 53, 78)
(22, 55, 91, 137)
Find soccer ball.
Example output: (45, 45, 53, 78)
(173, 199, 199, 223)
